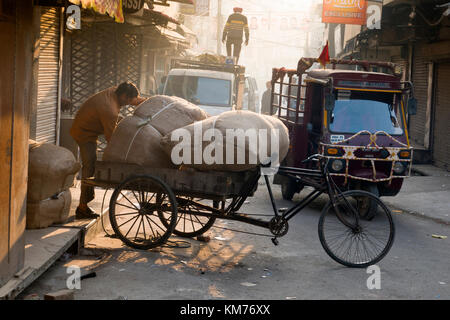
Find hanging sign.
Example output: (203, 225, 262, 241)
(322, 0, 368, 25)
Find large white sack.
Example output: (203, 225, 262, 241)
(261, 114, 290, 162)
(26, 189, 72, 229)
(28, 140, 80, 202)
(134, 95, 209, 136)
(161, 110, 290, 172)
(103, 116, 175, 168)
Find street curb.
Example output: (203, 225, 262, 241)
(411, 167, 428, 176)
(385, 201, 450, 226)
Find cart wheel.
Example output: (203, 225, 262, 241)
(318, 190, 395, 268)
(109, 175, 177, 250)
(158, 197, 218, 238)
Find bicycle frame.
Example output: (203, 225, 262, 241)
(177, 159, 360, 234)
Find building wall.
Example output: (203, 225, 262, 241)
(0, 0, 34, 287)
(433, 61, 450, 170)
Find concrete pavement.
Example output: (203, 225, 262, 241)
(383, 165, 450, 225)
(18, 179, 450, 300)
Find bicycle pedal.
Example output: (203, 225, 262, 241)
(278, 208, 288, 213)
(271, 238, 279, 246)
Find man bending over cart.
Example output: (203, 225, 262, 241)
(70, 82, 147, 219)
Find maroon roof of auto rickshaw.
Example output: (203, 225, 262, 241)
(306, 69, 402, 90)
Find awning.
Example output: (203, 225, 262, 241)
(153, 0, 194, 5)
(168, 0, 194, 4)
(157, 26, 187, 43)
(69, 0, 124, 23)
(143, 9, 180, 26)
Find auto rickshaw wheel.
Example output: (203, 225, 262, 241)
(281, 177, 303, 201)
(358, 183, 379, 220)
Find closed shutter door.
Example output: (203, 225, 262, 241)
(433, 62, 450, 170)
(36, 7, 60, 143)
(409, 46, 428, 147)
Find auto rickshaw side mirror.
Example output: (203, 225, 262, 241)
(407, 98, 417, 115)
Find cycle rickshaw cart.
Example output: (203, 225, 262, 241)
(84, 154, 395, 268)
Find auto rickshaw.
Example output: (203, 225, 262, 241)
(272, 58, 417, 219)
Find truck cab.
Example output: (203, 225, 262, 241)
(163, 59, 245, 116)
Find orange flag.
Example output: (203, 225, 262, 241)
(317, 41, 330, 68)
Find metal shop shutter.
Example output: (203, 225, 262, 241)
(433, 62, 450, 170)
(409, 47, 428, 147)
(36, 7, 60, 144)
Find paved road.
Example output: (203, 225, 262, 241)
(20, 182, 450, 300)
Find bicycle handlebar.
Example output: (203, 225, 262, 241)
(301, 154, 321, 164)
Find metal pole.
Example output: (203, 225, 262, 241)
(217, 0, 222, 54)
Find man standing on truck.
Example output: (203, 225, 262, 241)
(222, 7, 249, 64)
(70, 82, 147, 219)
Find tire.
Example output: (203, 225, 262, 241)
(281, 178, 303, 201)
(158, 197, 218, 238)
(359, 183, 380, 220)
(109, 175, 178, 250)
(318, 190, 395, 268)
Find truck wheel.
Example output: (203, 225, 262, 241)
(281, 178, 303, 201)
(358, 183, 379, 220)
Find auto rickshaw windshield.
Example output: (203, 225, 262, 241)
(329, 90, 404, 135)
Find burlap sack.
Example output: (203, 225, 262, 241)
(261, 114, 290, 163)
(26, 189, 72, 229)
(103, 116, 175, 168)
(28, 140, 81, 202)
(161, 110, 289, 172)
(134, 95, 209, 136)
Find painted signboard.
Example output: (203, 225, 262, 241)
(322, 0, 368, 25)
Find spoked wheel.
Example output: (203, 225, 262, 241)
(158, 197, 218, 238)
(318, 190, 395, 268)
(109, 175, 177, 250)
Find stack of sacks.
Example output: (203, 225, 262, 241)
(161, 110, 290, 172)
(103, 95, 209, 167)
(27, 140, 81, 229)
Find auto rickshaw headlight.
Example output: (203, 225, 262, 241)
(331, 159, 345, 172)
(398, 150, 411, 159)
(393, 162, 405, 175)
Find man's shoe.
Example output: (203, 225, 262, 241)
(76, 207, 100, 220)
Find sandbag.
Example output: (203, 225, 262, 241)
(28, 140, 81, 202)
(161, 110, 290, 172)
(103, 116, 175, 168)
(134, 95, 209, 136)
(26, 189, 72, 229)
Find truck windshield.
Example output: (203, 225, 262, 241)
(165, 75, 231, 107)
(329, 90, 404, 135)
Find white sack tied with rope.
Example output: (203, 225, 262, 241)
(161, 110, 290, 172)
(103, 96, 209, 167)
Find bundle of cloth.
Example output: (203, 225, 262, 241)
(103, 96, 289, 173)
(27, 140, 81, 229)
